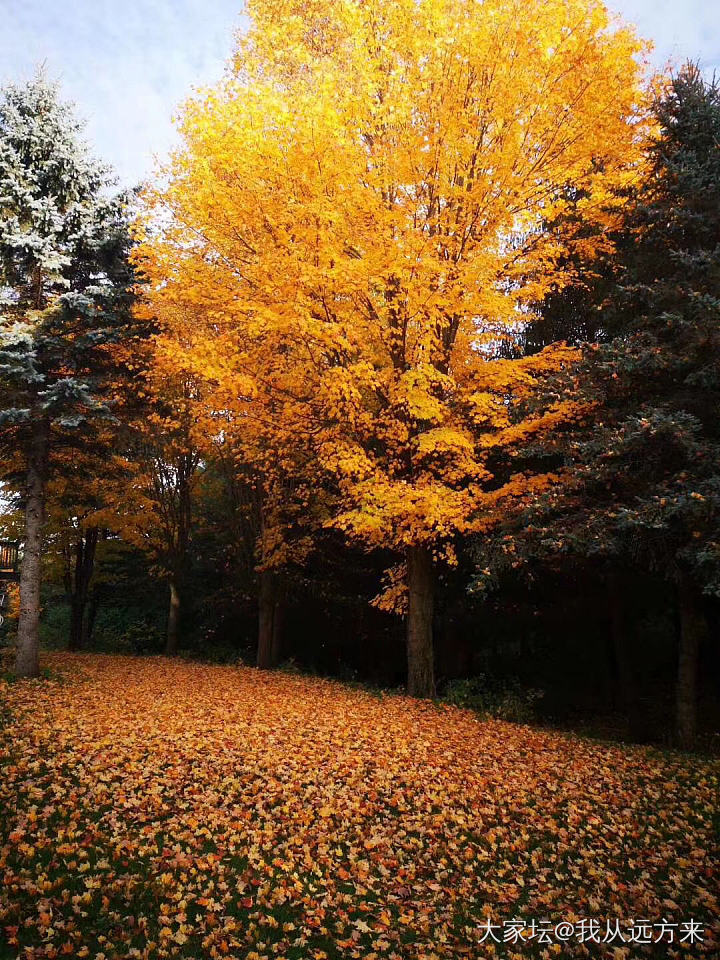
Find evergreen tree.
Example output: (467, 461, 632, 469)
(478, 65, 720, 746)
(0, 74, 136, 677)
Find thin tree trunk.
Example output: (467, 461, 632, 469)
(166, 578, 181, 656)
(607, 573, 632, 712)
(406, 544, 435, 698)
(68, 527, 98, 652)
(15, 418, 50, 678)
(257, 569, 279, 669)
(271, 592, 284, 666)
(676, 577, 703, 749)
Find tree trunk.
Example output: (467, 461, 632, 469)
(166, 578, 181, 656)
(406, 545, 435, 698)
(68, 527, 98, 652)
(272, 592, 284, 666)
(257, 569, 281, 669)
(15, 418, 50, 678)
(607, 573, 632, 712)
(676, 577, 704, 749)
(82, 593, 99, 648)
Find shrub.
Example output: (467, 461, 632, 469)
(442, 674, 544, 724)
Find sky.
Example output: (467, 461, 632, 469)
(0, 0, 719, 187)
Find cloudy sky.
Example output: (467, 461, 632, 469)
(1, 0, 718, 186)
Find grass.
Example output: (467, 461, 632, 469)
(0, 653, 718, 959)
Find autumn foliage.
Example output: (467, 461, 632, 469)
(136, 0, 650, 694)
(3, 10, 720, 960)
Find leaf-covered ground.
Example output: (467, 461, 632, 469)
(1, 655, 718, 960)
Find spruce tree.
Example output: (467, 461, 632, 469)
(592, 65, 720, 746)
(0, 74, 135, 676)
(478, 65, 720, 746)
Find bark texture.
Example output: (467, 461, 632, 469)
(166, 578, 181, 656)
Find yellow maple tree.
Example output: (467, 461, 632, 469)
(137, 0, 650, 694)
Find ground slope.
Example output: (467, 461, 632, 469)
(0, 654, 718, 959)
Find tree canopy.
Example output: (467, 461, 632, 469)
(137, 0, 650, 695)
(0, 74, 137, 676)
